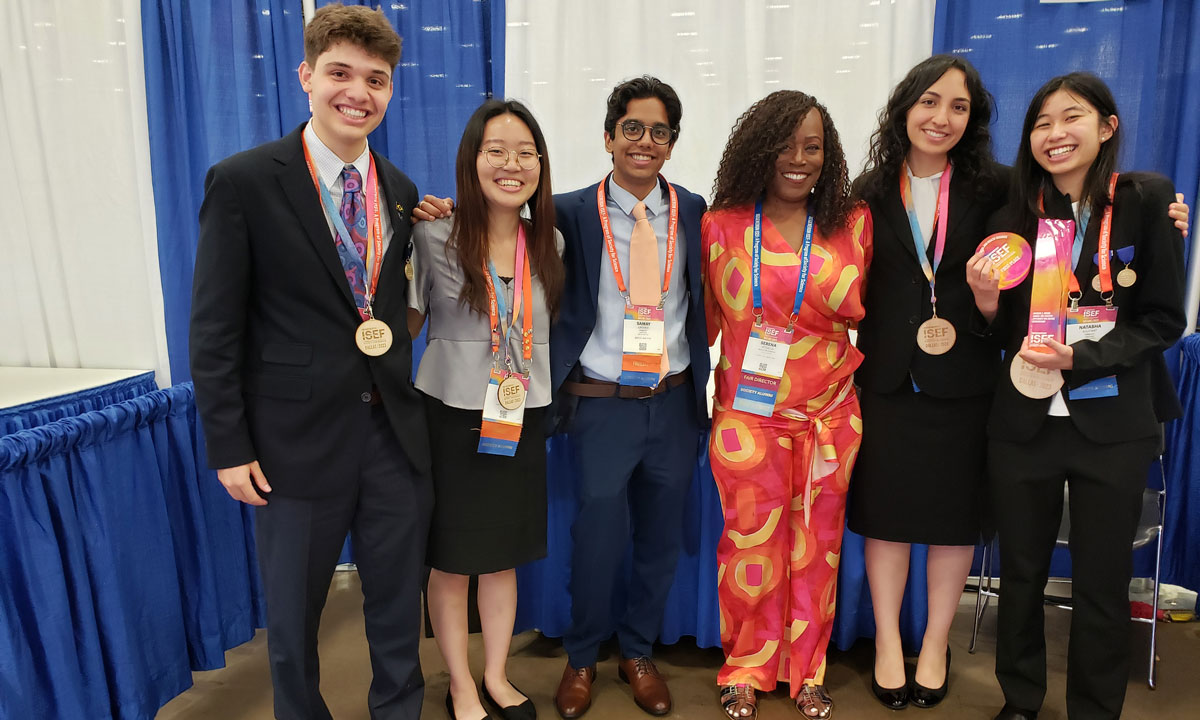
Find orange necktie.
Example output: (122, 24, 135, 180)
(629, 201, 669, 381)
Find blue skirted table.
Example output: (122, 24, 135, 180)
(0, 368, 158, 435)
(0, 383, 264, 720)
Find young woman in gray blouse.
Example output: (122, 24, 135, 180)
(407, 99, 563, 720)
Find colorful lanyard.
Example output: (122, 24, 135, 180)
(1039, 172, 1118, 304)
(483, 223, 534, 373)
(752, 198, 814, 329)
(899, 162, 953, 307)
(301, 135, 384, 319)
(595, 173, 679, 307)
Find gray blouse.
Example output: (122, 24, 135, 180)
(408, 216, 563, 410)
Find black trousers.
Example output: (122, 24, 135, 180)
(255, 404, 433, 720)
(989, 418, 1157, 720)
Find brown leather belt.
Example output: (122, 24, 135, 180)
(562, 369, 690, 399)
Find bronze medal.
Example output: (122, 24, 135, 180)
(496, 375, 526, 411)
(1009, 357, 1064, 399)
(404, 258, 415, 281)
(1091, 274, 1103, 292)
(1117, 267, 1136, 287)
(916, 317, 956, 355)
(355, 318, 393, 356)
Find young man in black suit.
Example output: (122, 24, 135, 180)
(189, 5, 431, 719)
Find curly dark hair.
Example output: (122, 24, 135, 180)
(852, 55, 997, 204)
(710, 90, 850, 234)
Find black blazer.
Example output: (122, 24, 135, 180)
(984, 172, 1185, 444)
(189, 124, 430, 497)
(856, 165, 1009, 398)
(549, 179, 711, 428)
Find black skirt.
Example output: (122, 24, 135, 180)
(423, 393, 548, 575)
(847, 385, 990, 546)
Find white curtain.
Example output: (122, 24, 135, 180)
(0, 0, 170, 384)
(504, 0, 936, 201)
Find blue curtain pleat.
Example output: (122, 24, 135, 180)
(0, 373, 157, 436)
(1164, 337, 1200, 591)
(0, 384, 263, 719)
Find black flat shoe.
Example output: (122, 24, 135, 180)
(871, 674, 909, 710)
(911, 647, 950, 709)
(446, 688, 495, 720)
(482, 680, 536, 720)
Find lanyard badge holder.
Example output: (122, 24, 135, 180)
(478, 225, 534, 457)
(731, 199, 814, 417)
(1066, 173, 1120, 399)
(900, 162, 956, 355)
(596, 175, 679, 389)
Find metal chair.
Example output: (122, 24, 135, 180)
(969, 456, 1167, 689)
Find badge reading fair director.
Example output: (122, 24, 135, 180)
(977, 232, 1032, 290)
(355, 318, 393, 356)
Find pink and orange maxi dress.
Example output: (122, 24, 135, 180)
(702, 204, 871, 694)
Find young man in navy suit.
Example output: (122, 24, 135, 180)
(548, 76, 710, 719)
(189, 5, 431, 719)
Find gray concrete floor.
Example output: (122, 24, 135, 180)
(158, 571, 1200, 719)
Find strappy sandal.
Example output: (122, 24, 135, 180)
(796, 683, 833, 719)
(721, 683, 757, 719)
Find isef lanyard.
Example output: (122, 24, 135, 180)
(899, 162, 953, 314)
(483, 224, 534, 374)
(595, 173, 679, 307)
(1038, 172, 1119, 308)
(752, 198, 813, 329)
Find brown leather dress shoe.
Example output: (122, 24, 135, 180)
(555, 663, 595, 719)
(618, 656, 672, 716)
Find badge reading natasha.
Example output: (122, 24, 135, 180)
(916, 316, 956, 355)
(355, 317, 393, 356)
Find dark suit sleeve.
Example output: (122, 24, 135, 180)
(189, 164, 257, 469)
(1069, 177, 1187, 386)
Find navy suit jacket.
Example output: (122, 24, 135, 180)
(549, 179, 711, 429)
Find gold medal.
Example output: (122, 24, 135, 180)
(496, 374, 526, 411)
(1117, 267, 1136, 287)
(1091, 274, 1103, 292)
(404, 258, 415, 281)
(916, 317, 956, 355)
(1009, 357, 1064, 399)
(355, 318, 393, 356)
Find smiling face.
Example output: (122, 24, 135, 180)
(1030, 88, 1117, 198)
(604, 96, 673, 198)
(476, 113, 541, 214)
(298, 41, 393, 162)
(765, 108, 824, 207)
(905, 68, 970, 173)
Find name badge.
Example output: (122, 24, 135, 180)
(478, 369, 527, 456)
(732, 323, 793, 417)
(620, 304, 664, 388)
(1065, 305, 1119, 400)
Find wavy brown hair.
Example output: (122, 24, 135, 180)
(710, 91, 851, 234)
(304, 3, 401, 69)
(450, 99, 562, 318)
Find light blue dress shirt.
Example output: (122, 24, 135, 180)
(578, 177, 691, 382)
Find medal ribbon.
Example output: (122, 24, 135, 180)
(752, 198, 814, 328)
(899, 162, 953, 310)
(1038, 172, 1118, 305)
(301, 135, 384, 321)
(483, 223, 534, 373)
(596, 173, 679, 306)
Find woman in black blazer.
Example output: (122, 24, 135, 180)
(968, 72, 1186, 720)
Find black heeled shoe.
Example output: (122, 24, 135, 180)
(910, 647, 950, 709)
(482, 680, 536, 720)
(872, 672, 910, 710)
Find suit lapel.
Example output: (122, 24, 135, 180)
(276, 129, 357, 311)
(880, 182, 921, 264)
(676, 185, 702, 298)
(371, 153, 409, 312)
(582, 183, 604, 312)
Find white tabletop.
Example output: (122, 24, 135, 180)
(0, 367, 154, 410)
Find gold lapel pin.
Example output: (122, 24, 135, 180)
(395, 203, 405, 214)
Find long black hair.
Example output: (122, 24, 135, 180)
(710, 90, 851, 235)
(853, 54, 997, 203)
(1010, 72, 1120, 227)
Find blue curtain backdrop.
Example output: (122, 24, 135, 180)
(933, 0, 1200, 588)
(142, 0, 502, 383)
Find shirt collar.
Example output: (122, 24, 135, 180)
(304, 121, 371, 190)
(905, 164, 944, 184)
(606, 174, 669, 218)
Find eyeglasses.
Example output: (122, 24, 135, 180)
(479, 147, 541, 170)
(619, 120, 676, 145)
